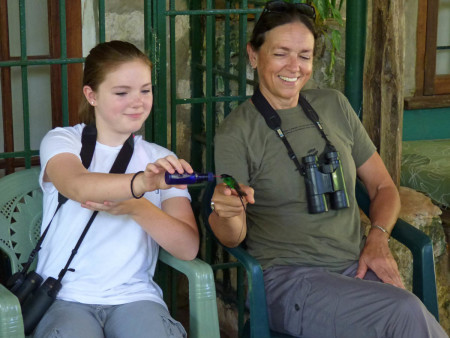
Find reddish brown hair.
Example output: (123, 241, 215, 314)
(79, 40, 153, 125)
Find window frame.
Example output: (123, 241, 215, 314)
(0, 0, 82, 173)
(404, 0, 450, 109)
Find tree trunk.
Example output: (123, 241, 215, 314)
(363, 0, 405, 187)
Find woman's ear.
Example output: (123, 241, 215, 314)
(83, 85, 96, 106)
(247, 43, 258, 69)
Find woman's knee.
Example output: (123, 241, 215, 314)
(394, 290, 428, 318)
(387, 290, 445, 337)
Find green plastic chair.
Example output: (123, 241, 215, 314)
(202, 179, 439, 338)
(0, 167, 220, 338)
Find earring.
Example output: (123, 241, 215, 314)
(91, 101, 94, 105)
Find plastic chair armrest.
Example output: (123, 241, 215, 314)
(391, 219, 439, 321)
(158, 249, 220, 338)
(225, 246, 271, 338)
(0, 283, 25, 338)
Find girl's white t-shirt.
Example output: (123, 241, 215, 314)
(36, 124, 190, 307)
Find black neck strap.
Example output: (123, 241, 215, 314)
(21, 125, 134, 280)
(57, 125, 134, 281)
(57, 125, 99, 205)
(251, 87, 336, 174)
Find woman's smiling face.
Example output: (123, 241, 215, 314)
(248, 21, 315, 110)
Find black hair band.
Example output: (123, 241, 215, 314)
(131, 171, 145, 199)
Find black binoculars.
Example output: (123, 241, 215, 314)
(7, 271, 61, 335)
(302, 151, 349, 214)
(7, 270, 43, 304)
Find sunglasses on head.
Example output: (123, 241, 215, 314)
(262, 1, 316, 20)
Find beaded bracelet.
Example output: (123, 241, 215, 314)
(131, 171, 145, 199)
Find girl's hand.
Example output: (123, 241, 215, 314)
(135, 155, 194, 194)
(81, 199, 142, 216)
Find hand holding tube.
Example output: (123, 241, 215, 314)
(132, 156, 193, 195)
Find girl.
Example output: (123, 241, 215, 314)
(34, 40, 197, 338)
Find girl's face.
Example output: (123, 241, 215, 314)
(248, 21, 314, 110)
(85, 60, 152, 145)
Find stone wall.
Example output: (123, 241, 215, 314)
(398, 188, 449, 334)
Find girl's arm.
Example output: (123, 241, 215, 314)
(82, 196, 199, 260)
(45, 153, 192, 203)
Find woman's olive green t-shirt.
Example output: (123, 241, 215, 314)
(214, 88, 376, 272)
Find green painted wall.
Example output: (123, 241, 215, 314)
(403, 108, 450, 141)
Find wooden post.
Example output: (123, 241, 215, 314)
(363, 0, 405, 187)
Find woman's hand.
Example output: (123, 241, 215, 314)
(208, 182, 254, 248)
(210, 183, 255, 218)
(356, 229, 405, 289)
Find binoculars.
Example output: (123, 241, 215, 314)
(7, 271, 61, 335)
(8, 270, 43, 304)
(302, 151, 349, 214)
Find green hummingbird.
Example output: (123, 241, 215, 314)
(220, 174, 247, 197)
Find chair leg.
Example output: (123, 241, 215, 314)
(158, 250, 220, 338)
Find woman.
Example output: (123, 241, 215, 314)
(33, 40, 197, 337)
(209, 1, 446, 337)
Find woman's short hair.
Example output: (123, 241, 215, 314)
(249, 1, 317, 51)
(79, 40, 152, 125)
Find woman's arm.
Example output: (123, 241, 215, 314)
(357, 152, 401, 234)
(355, 151, 404, 288)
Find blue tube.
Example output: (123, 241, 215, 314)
(165, 172, 215, 184)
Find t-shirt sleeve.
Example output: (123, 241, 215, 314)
(338, 94, 376, 168)
(160, 187, 191, 202)
(39, 126, 83, 192)
(214, 106, 252, 186)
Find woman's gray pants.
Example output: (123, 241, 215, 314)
(264, 262, 447, 338)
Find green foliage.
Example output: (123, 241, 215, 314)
(306, 0, 345, 74)
(234, 0, 346, 74)
(311, 0, 344, 25)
